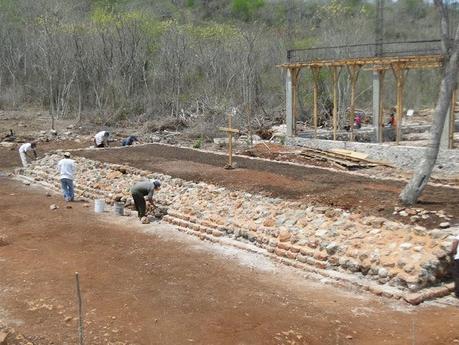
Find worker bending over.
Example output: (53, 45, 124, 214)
(18, 142, 37, 167)
(131, 179, 161, 220)
(94, 131, 110, 148)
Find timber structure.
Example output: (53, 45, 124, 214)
(279, 40, 457, 148)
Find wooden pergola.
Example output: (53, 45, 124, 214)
(278, 40, 457, 148)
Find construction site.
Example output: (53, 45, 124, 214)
(1, 1, 459, 345)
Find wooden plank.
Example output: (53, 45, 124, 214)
(274, 147, 392, 169)
(330, 149, 368, 159)
(299, 149, 370, 169)
(218, 127, 240, 133)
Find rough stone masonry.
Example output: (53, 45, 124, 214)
(19, 153, 458, 302)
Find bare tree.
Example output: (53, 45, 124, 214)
(399, 0, 459, 205)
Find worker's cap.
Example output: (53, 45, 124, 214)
(104, 131, 110, 136)
(31, 142, 37, 148)
(151, 179, 161, 189)
(64, 152, 71, 158)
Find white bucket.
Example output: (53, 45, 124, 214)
(114, 202, 124, 216)
(94, 199, 105, 213)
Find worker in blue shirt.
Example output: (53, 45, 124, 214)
(121, 135, 139, 146)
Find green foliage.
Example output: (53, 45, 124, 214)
(292, 37, 315, 50)
(0, 0, 23, 25)
(279, 135, 286, 145)
(186, 0, 194, 8)
(187, 22, 241, 41)
(91, 7, 117, 28)
(232, 0, 265, 21)
(91, 0, 127, 11)
(193, 136, 203, 149)
(90, 7, 172, 44)
(319, 0, 370, 19)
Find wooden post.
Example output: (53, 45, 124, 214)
(348, 65, 361, 142)
(393, 63, 406, 145)
(75, 272, 84, 345)
(303, 71, 307, 133)
(292, 68, 300, 135)
(228, 111, 233, 166)
(219, 110, 240, 169)
(332, 66, 340, 141)
(378, 69, 386, 143)
(312, 67, 320, 138)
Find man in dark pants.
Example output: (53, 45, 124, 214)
(131, 179, 161, 220)
(121, 135, 139, 146)
(451, 235, 459, 298)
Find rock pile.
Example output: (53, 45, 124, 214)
(393, 206, 453, 224)
(20, 153, 458, 297)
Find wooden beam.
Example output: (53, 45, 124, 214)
(219, 111, 239, 168)
(392, 63, 407, 145)
(303, 70, 308, 134)
(364, 62, 442, 71)
(331, 66, 341, 141)
(311, 67, 321, 138)
(218, 127, 240, 133)
(291, 68, 301, 135)
(277, 54, 444, 69)
(378, 70, 386, 143)
(347, 65, 361, 142)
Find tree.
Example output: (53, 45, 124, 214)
(399, 0, 459, 205)
(232, 0, 264, 21)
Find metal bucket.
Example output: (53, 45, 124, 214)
(114, 202, 124, 216)
(94, 199, 105, 213)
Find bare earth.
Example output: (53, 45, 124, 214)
(75, 144, 459, 229)
(1, 178, 459, 345)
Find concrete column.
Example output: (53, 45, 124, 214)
(286, 68, 294, 137)
(372, 71, 381, 142)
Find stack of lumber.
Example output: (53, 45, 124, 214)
(298, 148, 393, 170)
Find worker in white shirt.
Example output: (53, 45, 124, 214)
(18, 142, 37, 167)
(57, 152, 76, 201)
(94, 131, 110, 148)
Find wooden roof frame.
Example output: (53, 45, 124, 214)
(278, 53, 456, 147)
(277, 54, 444, 69)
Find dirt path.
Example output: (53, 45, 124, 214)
(0, 178, 458, 345)
(75, 144, 459, 227)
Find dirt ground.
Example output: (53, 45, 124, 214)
(242, 143, 459, 187)
(0, 178, 458, 345)
(75, 144, 459, 228)
(0, 140, 89, 171)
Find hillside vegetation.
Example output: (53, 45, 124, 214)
(0, 0, 453, 132)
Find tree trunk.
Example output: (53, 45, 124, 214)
(399, 24, 459, 204)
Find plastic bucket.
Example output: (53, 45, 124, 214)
(94, 199, 105, 213)
(114, 202, 124, 216)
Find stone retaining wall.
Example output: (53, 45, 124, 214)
(19, 153, 457, 302)
(288, 137, 459, 174)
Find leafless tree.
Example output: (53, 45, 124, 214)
(399, 0, 459, 205)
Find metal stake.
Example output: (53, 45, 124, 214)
(75, 272, 84, 345)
